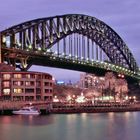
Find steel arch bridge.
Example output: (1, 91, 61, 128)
(0, 14, 140, 81)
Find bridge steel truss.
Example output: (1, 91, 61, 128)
(0, 14, 139, 80)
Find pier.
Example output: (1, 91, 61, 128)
(0, 101, 140, 115)
(51, 102, 140, 113)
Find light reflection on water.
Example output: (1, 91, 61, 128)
(0, 112, 140, 140)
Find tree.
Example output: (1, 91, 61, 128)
(104, 72, 117, 101)
(115, 79, 128, 102)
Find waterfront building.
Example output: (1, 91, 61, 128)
(79, 73, 105, 89)
(0, 64, 53, 101)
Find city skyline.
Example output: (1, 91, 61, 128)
(1, 0, 140, 82)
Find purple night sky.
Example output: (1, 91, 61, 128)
(0, 0, 140, 82)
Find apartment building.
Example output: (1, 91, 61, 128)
(0, 71, 53, 101)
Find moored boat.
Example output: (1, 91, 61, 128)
(12, 106, 40, 115)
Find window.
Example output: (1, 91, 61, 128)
(26, 74, 31, 79)
(50, 83, 53, 86)
(44, 75, 49, 79)
(14, 88, 23, 94)
(3, 88, 10, 95)
(26, 74, 35, 79)
(14, 74, 22, 79)
(36, 81, 41, 87)
(44, 82, 49, 86)
(25, 82, 30, 86)
(13, 81, 23, 86)
(25, 81, 35, 86)
(36, 75, 41, 79)
(45, 89, 49, 93)
(25, 88, 34, 93)
(3, 74, 11, 80)
(36, 88, 41, 94)
(31, 81, 34, 86)
(3, 81, 10, 87)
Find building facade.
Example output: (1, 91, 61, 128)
(80, 73, 105, 89)
(0, 71, 53, 101)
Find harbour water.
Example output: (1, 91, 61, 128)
(0, 112, 140, 140)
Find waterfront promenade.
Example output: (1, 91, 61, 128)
(0, 101, 140, 114)
(0, 100, 50, 110)
(51, 102, 140, 113)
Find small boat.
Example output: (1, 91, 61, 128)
(12, 106, 40, 115)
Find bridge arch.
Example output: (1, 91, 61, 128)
(0, 14, 138, 74)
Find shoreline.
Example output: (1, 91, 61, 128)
(51, 107, 140, 114)
(0, 105, 140, 115)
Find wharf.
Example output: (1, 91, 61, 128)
(0, 100, 51, 115)
(0, 101, 140, 115)
(51, 102, 140, 113)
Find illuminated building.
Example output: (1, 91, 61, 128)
(56, 80, 65, 85)
(0, 64, 53, 101)
(80, 73, 105, 89)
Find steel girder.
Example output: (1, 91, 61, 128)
(0, 14, 138, 72)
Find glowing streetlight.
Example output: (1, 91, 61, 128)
(29, 102, 32, 106)
(133, 96, 136, 100)
(28, 45, 32, 49)
(125, 96, 128, 100)
(75, 93, 86, 103)
(53, 95, 59, 102)
(72, 95, 75, 98)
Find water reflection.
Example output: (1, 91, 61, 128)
(0, 115, 54, 126)
(0, 113, 140, 140)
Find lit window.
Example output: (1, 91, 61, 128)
(26, 74, 31, 79)
(14, 88, 22, 94)
(3, 81, 10, 87)
(25, 82, 30, 86)
(3, 74, 11, 80)
(13, 81, 23, 86)
(26, 74, 35, 79)
(25, 81, 35, 86)
(3, 89, 10, 95)
(14, 74, 22, 78)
